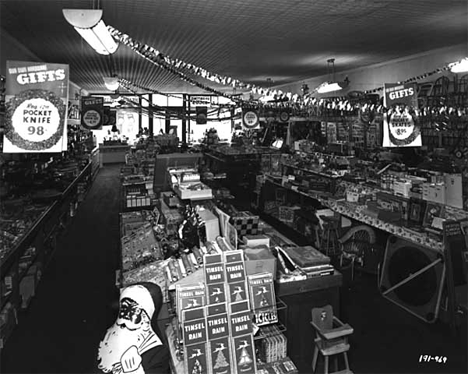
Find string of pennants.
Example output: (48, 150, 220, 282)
(108, 25, 468, 118)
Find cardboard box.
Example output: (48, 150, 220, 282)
(174, 183, 212, 200)
(244, 246, 277, 280)
(445, 174, 463, 209)
(243, 234, 270, 248)
(422, 183, 446, 204)
(197, 209, 220, 242)
(162, 191, 181, 208)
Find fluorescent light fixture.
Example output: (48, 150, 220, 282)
(63, 9, 118, 55)
(450, 57, 468, 73)
(316, 82, 344, 94)
(103, 77, 120, 91)
(315, 58, 350, 94)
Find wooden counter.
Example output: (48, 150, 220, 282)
(99, 144, 129, 165)
(276, 271, 342, 364)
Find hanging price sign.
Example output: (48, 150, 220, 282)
(3, 61, 69, 153)
(81, 96, 103, 129)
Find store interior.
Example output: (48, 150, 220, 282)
(1, 1, 468, 374)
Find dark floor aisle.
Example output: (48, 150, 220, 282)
(1, 165, 122, 374)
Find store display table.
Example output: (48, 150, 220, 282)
(264, 177, 468, 252)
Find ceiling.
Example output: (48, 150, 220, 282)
(1, 0, 467, 95)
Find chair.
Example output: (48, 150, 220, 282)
(417, 81, 434, 107)
(320, 215, 341, 257)
(338, 225, 376, 281)
(454, 75, 468, 106)
(427, 76, 451, 106)
(311, 305, 354, 374)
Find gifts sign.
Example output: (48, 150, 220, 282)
(382, 83, 421, 148)
(4, 61, 69, 153)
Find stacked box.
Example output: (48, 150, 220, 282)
(225, 251, 249, 304)
(182, 307, 209, 374)
(176, 283, 206, 319)
(230, 212, 259, 237)
(229, 300, 257, 374)
(248, 272, 278, 327)
(206, 303, 233, 374)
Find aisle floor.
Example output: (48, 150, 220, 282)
(1, 164, 467, 374)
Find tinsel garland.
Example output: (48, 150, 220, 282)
(107, 25, 468, 118)
(107, 26, 240, 101)
(107, 26, 298, 102)
(364, 59, 466, 94)
(107, 25, 467, 108)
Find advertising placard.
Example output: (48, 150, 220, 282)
(81, 96, 103, 129)
(383, 83, 418, 108)
(382, 82, 421, 147)
(242, 110, 259, 130)
(382, 108, 422, 147)
(4, 61, 69, 153)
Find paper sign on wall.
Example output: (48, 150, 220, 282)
(4, 61, 69, 153)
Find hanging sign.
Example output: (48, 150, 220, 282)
(383, 107, 422, 147)
(102, 107, 117, 126)
(383, 83, 418, 108)
(81, 96, 103, 130)
(242, 110, 259, 129)
(4, 60, 69, 153)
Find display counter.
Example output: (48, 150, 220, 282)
(0, 162, 93, 347)
(99, 143, 130, 165)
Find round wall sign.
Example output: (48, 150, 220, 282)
(243, 110, 259, 128)
(82, 109, 102, 129)
(279, 111, 290, 122)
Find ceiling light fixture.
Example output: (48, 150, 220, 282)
(316, 58, 349, 94)
(63, 9, 118, 55)
(103, 76, 120, 91)
(449, 57, 468, 73)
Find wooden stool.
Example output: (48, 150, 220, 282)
(320, 216, 341, 256)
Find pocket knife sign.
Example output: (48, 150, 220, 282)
(4, 60, 69, 153)
(242, 110, 259, 130)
